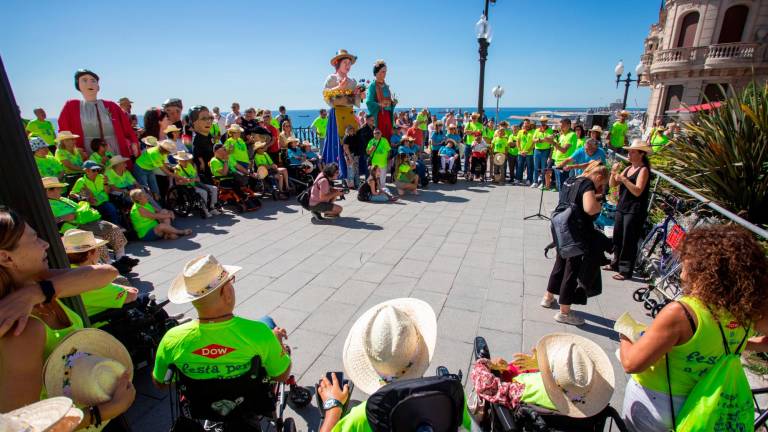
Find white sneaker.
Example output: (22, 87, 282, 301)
(540, 297, 557, 308)
(530, 182, 539, 188)
(554, 312, 585, 326)
(209, 209, 221, 216)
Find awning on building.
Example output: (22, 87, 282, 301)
(673, 101, 723, 113)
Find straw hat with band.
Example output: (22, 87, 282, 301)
(62, 229, 109, 253)
(539, 116, 550, 123)
(141, 136, 159, 147)
(108, 155, 131, 167)
(256, 165, 269, 179)
(158, 139, 177, 153)
(589, 125, 603, 133)
(43, 329, 133, 406)
(168, 254, 241, 304)
(118, 97, 133, 104)
(164, 124, 181, 135)
(330, 49, 357, 67)
(252, 141, 268, 151)
(175, 151, 194, 161)
(444, 138, 458, 147)
(493, 152, 507, 166)
(227, 124, 245, 134)
(55, 131, 80, 142)
(536, 333, 615, 418)
(623, 138, 653, 154)
(0, 397, 83, 432)
(29, 136, 48, 152)
(42, 177, 68, 189)
(619, 110, 630, 117)
(343, 298, 437, 395)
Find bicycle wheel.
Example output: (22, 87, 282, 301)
(636, 229, 663, 277)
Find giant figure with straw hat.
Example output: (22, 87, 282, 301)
(322, 50, 363, 182)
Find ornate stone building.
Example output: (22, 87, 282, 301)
(639, 0, 768, 127)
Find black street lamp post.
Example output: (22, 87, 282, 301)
(614, 60, 645, 110)
(476, 0, 494, 118)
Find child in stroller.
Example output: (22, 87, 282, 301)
(469, 335, 626, 432)
(469, 135, 489, 181)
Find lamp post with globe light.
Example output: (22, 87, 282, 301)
(492, 85, 504, 123)
(615, 60, 645, 110)
(476, 3, 494, 119)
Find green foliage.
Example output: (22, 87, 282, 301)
(663, 82, 768, 224)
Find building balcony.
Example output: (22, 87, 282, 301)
(648, 42, 764, 74)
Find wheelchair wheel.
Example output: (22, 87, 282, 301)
(288, 385, 311, 409)
(281, 418, 296, 432)
(632, 287, 648, 302)
(166, 187, 191, 217)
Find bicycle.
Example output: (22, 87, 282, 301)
(632, 193, 712, 317)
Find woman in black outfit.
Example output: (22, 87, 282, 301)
(607, 139, 651, 281)
(542, 160, 609, 326)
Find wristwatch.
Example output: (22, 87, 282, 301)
(323, 398, 343, 411)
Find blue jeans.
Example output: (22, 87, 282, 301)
(370, 193, 389, 202)
(96, 202, 120, 226)
(516, 154, 534, 183)
(553, 167, 572, 191)
(133, 165, 159, 196)
(533, 148, 551, 184)
(346, 158, 360, 188)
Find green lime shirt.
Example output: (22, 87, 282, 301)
(517, 372, 557, 410)
(209, 156, 231, 178)
(71, 174, 109, 205)
(130, 202, 158, 239)
(152, 317, 291, 382)
(492, 136, 508, 153)
(396, 163, 412, 183)
(506, 134, 519, 156)
(253, 152, 274, 167)
(575, 137, 585, 150)
(136, 146, 167, 171)
(26, 119, 56, 146)
(70, 265, 128, 317)
(553, 131, 578, 163)
(333, 399, 473, 432)
(366, 138, 391, 169)
(35, 154, 64, 178)
(532, 128, 553, 150)
(311, 116, 329, 137)
(55, 148, 83, 173)
(224, 138, 249, 164)
(517, 130, 534, 154)
(175, 163, 199, 186)
(651, 133, 669, 152)
(609, 121, 628, 148)
(106, 169, 137, 189)
(88, 151, 113, 167)
(464, 121, 484, 144)
(416, 113, 428, 131)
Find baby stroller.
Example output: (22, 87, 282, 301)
(469, 337, 627, 432)
(469, 148, 488, 182)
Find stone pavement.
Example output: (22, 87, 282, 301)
(124, 181, 649, 431)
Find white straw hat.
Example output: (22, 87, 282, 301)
(174, 151, 194, 161)
(141, 136, 158, 147)
(62, 229, 109, 253)
(343, 298, 436, 395)
(536, 333, 615, 418)
(227, 124, 244, 133)
(55, 131, 80, 142)
(43, 329, 133, 406)
(168, 254, 241, 304)
(42, 177, 68, 189)
(163, 124, 181, 134)
(623, 138, 653, 154)
(589, 125, 603, 133)
(158, 139, 177, 153)
(0, 397, 83, 432)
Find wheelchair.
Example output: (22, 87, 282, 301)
(468, 336, 627, 432)
(468, 151, 488, 182)
(213, 177, 261, 213)
(89, 294, 181, 369)
(287, 163, 315, 194)
(433, 156, 460, 184)
(165, 185, 208, 218)
(167, 355, 309, 432)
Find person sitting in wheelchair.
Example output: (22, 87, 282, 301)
(317, 298, 474, 432)
(300, 141, 321, 174)
(470, 135, 489, 181)
(211, 143, 256, 194)
(398, 136, 428, 186)
(253, 141, 289, 198)
(439, 139, 460, 174)
(286, 138, 304, 166)
(174, 150, 221, 217)
(105, 155, 141, 209)
(152, 254, 292, 395)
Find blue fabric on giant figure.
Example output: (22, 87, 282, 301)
(321, 49, 361, 179)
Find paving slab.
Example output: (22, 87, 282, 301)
(125, 183, 656, 431)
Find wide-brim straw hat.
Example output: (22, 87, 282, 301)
(343, 298, 437, 395)
(471, 112, 481, 119)
(227, 124, 244, 133)
(55, 131, 80, 142)
(619, 110, 630, 117)
(108, 155, 131, 167)
(623, 138, 653, 154)
(62, 229, 109, 253)
(158, 139, 177, 153)
(330, 49, 357, 66)
(589, 125, 603, 133)
(174, 151, 194, 161)
(164, 124, 182, 134)
(42, 176, 68, 189)
(539, 116, 550, 123)
(168, 254, 241, 304)
(536, 333, 615, 418)
(252, 141, 269, 151)
(43, 329, 133, 406)
(141, 136, 159, 147)
(444, 138, 457, 146)
(493, 152, 507, 166)
(1, 397, 83, 432)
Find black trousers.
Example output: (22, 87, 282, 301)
(546, 253, 582, 306)
(507, 155, 517, 182)
(431, 150, 441, 182)
(612, 211, 645, 278)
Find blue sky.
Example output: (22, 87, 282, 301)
(1, 0, 659, 117)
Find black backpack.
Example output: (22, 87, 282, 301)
(366, 376, 465, 432)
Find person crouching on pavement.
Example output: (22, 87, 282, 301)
(309, 163, 344, 221)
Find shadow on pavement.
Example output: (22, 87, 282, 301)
(314, 216, 382, 230)
(416, 190, 470, 203)
(579, 311, 619, 341)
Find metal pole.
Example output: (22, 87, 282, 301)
(0, 56, 89, 322)
(495, 96, 500, 123)
(478, 38, 489, 118)
(622, 73, 632, 109)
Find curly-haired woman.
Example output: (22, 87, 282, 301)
(619, 224, 768, 431)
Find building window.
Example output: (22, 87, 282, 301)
(676, 12, 700, 48)
(703, 83, 729, 102)
(663, 85, 685, 113)
(718, 5, 749, 44)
